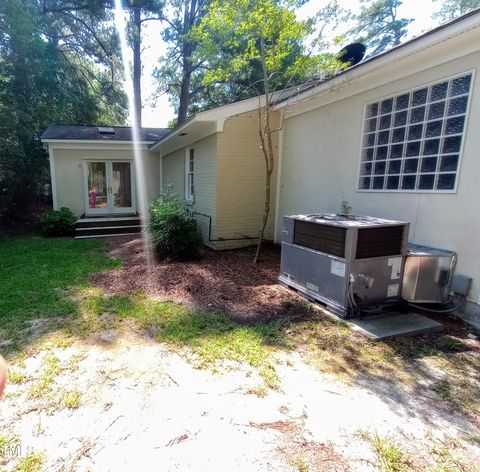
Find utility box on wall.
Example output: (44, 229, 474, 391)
(279, 214, 410, 318)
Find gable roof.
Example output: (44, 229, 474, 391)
(153, 8, 480, 155)
(41, 125, 170, 143)
(274, 8, 480, 110)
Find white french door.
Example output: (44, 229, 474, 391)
(84, 160, 136, 215)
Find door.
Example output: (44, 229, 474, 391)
(84, 160, 135, 215)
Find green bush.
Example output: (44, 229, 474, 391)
(41, 207, 76, 236)
(149, 188, 202, 260)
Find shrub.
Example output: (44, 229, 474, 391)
(41, 207, 76, 236)
(149, 188, 202, 260)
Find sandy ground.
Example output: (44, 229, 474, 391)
(1, 237, 479, 470)
(1, 323, 479, 472)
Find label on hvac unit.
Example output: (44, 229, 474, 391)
(331, 260, 346, 277)
(306, 282, 319, 293)
(387, 257, 402, 280)
(387, 283, 400, 297)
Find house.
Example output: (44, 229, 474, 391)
(41, 10, 480, 317)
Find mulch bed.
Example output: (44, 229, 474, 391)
(90, 236, 311, 322)
(91, 236, 480, 345)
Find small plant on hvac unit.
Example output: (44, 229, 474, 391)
(41, 207, 76, 236)
(149, 186, 202, 261)
(341, 199, 352, 215)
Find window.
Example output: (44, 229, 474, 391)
(186, 148, 194, 201)
(358, 72, 473, 192)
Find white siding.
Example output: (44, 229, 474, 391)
(161, 135, 218, 243)
(278, 51, 480, 310)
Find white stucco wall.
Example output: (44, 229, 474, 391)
(277, 51, 480, 310)
(50, 145, 159, 216)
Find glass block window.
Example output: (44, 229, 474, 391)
(358, 72, 473, 192)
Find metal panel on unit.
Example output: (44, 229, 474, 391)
(279, 214, 410, 318)
(402, 244, 456, 304)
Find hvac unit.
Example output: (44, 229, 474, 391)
(402, 244, 456, 304)
(279, 214, 410, 318)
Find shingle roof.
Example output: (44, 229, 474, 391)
(41, 125, 170, 142)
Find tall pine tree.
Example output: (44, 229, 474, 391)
(349, 0, 413, 56)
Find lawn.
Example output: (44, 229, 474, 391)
(0, 236, 479, 471)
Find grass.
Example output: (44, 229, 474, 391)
(8, 368, 26, 384)
(0, 236, 120, 346)
(12, 452, 45, 472)
(370, 433, 410, 472)
(0, 434, 20, 464)
(59, 388, 81, 409)
(103, 292, 286, 386)
(0, 236, 479, 414)
(28, 350, 62, 399)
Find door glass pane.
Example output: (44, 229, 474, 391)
(88, 162, 107, 209)
(112, 162, 132, 208)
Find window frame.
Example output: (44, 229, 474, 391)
(356, 70, 475, 194)
(185, 147, 195, 202)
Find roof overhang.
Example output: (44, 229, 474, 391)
(150, 94, 272, 155)
(273, 9, 480, 116)
(41, 139, 156, 150)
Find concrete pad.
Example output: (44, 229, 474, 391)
(346, 312, 443, 341)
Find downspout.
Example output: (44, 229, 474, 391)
(47, 145, 58, 210)
(273, 109, 285, 243)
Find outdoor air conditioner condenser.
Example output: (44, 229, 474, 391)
(279, 214, 410, 318)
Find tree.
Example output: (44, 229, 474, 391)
(192, 0, 341, 262)
(125, 0, 164, 127)
(0, 0, 127, 224)
(155, 0, 210, 125)
(348, 0, 413, 56)
(40, 0, 127, 122)
(433, 0, 480, 22)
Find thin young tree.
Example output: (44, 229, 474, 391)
(192, 0, 341, 263)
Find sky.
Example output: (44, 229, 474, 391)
(137, 0, 441, 128)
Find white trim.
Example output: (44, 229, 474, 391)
(75, 232, 143, 239)
(150, 91, 284, 152)
(47, 146, 58, 210)
(83, 159, 136, 215)
(274, 110, 285, 243)
(355, 70, 474, 194)
(185, 147, 195, 203)
(41, 139, 155, 145)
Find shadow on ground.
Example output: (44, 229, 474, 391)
(1, 235, 479, 435)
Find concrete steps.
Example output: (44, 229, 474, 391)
(75, 216, 145, 238)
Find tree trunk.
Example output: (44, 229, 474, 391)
(177, 50, 192, 124)
(177, 0, 196, 125)
(254, 41, 274, 264)
(132, 6, 142, 128)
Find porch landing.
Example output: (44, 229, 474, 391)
(75, 215, 145, 238)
